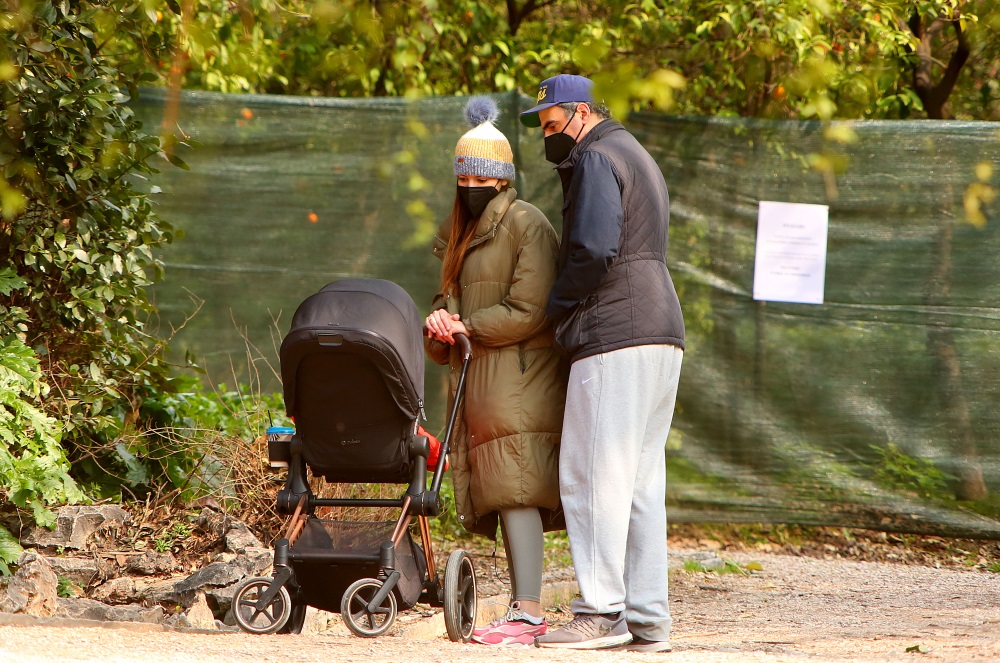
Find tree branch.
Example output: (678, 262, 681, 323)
(906, 10, 971, 119)
(506, 0, 558, 36)
(936, 17, 971, 103)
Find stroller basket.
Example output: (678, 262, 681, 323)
(288, 519, 427, 614)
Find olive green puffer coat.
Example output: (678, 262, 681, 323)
(426, 188, 567, 539)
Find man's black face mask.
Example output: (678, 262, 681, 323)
(457, 184, 500, 219)
(544, 110, 584, 165)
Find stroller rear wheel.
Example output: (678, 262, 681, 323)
(278, 597, 307, 634)
(232, 577, 292, 634)
(443, 550, 477, 642)
(341, 578, 398, 637)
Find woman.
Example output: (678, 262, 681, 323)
(425, 96, 567, 647)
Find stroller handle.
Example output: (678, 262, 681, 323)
(423, 324, 472, 362)
(453, 333, 472, 362)
(429, 332, 472, 495)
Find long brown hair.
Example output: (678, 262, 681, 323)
(439, 193, 476, 298)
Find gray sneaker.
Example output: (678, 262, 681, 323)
(534, 612, 632, 650)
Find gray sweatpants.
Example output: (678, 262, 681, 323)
(560, 344, 683, 642)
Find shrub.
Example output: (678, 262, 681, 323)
(1, 1, 179, 497)
(0, 332, 83, 574)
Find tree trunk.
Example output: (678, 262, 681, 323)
(370, 0, 394, 96)
(924, 187, 988, 501)
(906, 11, 970, 119)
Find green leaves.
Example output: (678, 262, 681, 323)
(0, 526, 24, 576)
(0, 336, 84, 529)
(1, 1, 178, 510)
(91, 0, 995, 120)
(0, 268, 27, 297)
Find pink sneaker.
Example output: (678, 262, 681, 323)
(471, 602, 547, 646)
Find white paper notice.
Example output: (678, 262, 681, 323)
(752, 201, 829, 305)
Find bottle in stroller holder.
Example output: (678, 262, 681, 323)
(231, 279, 477, 640)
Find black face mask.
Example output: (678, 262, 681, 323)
(544, 112, 584, 165)
(457, 184, 500, 218)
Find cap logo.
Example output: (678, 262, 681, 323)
(537, 86, 547, 102)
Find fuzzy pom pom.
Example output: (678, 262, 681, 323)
(464, 95, 499, 128)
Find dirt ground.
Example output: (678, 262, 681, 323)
(2, 526, 999, 663)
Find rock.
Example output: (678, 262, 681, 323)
(233, 548, 272, 577)
(195, 508, 262, 554)
(303, 606, 342, 634)
(205, 583, 238, 618)
(150, 561, 248, 610)
(0, 552, 58, 617)
(224, 522, 262, 553)
(195, 508, 229, 540)
(175, 561, 246, 595)
(181, 592, 217, 630)
(191, 496, 221, 512)
(55, 597, 163, 624)
(90, 577, 136, 604)
(141, 549, 270, 614)
(106, 603, 165, 624)
(23, 505, 129, 551)
(56, 597, 109, 621)
(125, 551, 176, 576)
(140, 578, 184, 608)
(215, 619, 239, 633)
(44, 555, 110, 586)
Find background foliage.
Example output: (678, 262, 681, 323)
(0, 0, 184, 535)
(113, 0, 1000, 120)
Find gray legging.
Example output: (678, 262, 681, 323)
(499, 507, 544, 604)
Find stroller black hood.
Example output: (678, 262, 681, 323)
(280, 279, 425, 420)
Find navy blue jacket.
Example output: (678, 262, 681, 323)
(546, 120, 685, 361)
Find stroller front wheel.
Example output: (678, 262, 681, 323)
(232, 577, 292, 634)
(443, 550, 477, 642)
(341, 578, 398, 637)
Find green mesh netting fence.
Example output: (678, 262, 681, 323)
(134, 89, 1000, 538)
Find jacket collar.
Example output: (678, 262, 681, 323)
(554, 119, 624, 172)
(431, 187, 517, 260)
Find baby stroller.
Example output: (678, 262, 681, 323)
(232, 278, 476, 640)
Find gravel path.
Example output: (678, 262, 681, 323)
(1, 548, 998, 663)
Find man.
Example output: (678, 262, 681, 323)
(520, 74, 685, 653)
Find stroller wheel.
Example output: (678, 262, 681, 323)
(341, 578, 398, 637)
(443, 550, 477, 642)
(232, 577, 292, 634)
(278, 597, 307, 634)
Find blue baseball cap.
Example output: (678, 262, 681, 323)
(519, 74, 594, 128)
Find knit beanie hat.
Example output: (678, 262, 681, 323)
(454, 96, 515, 182)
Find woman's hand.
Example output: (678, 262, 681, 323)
(425, 309, 463, 344)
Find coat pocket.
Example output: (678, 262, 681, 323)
(554, 298, 594, 355)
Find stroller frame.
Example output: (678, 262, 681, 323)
(232, 279, 476, 640)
